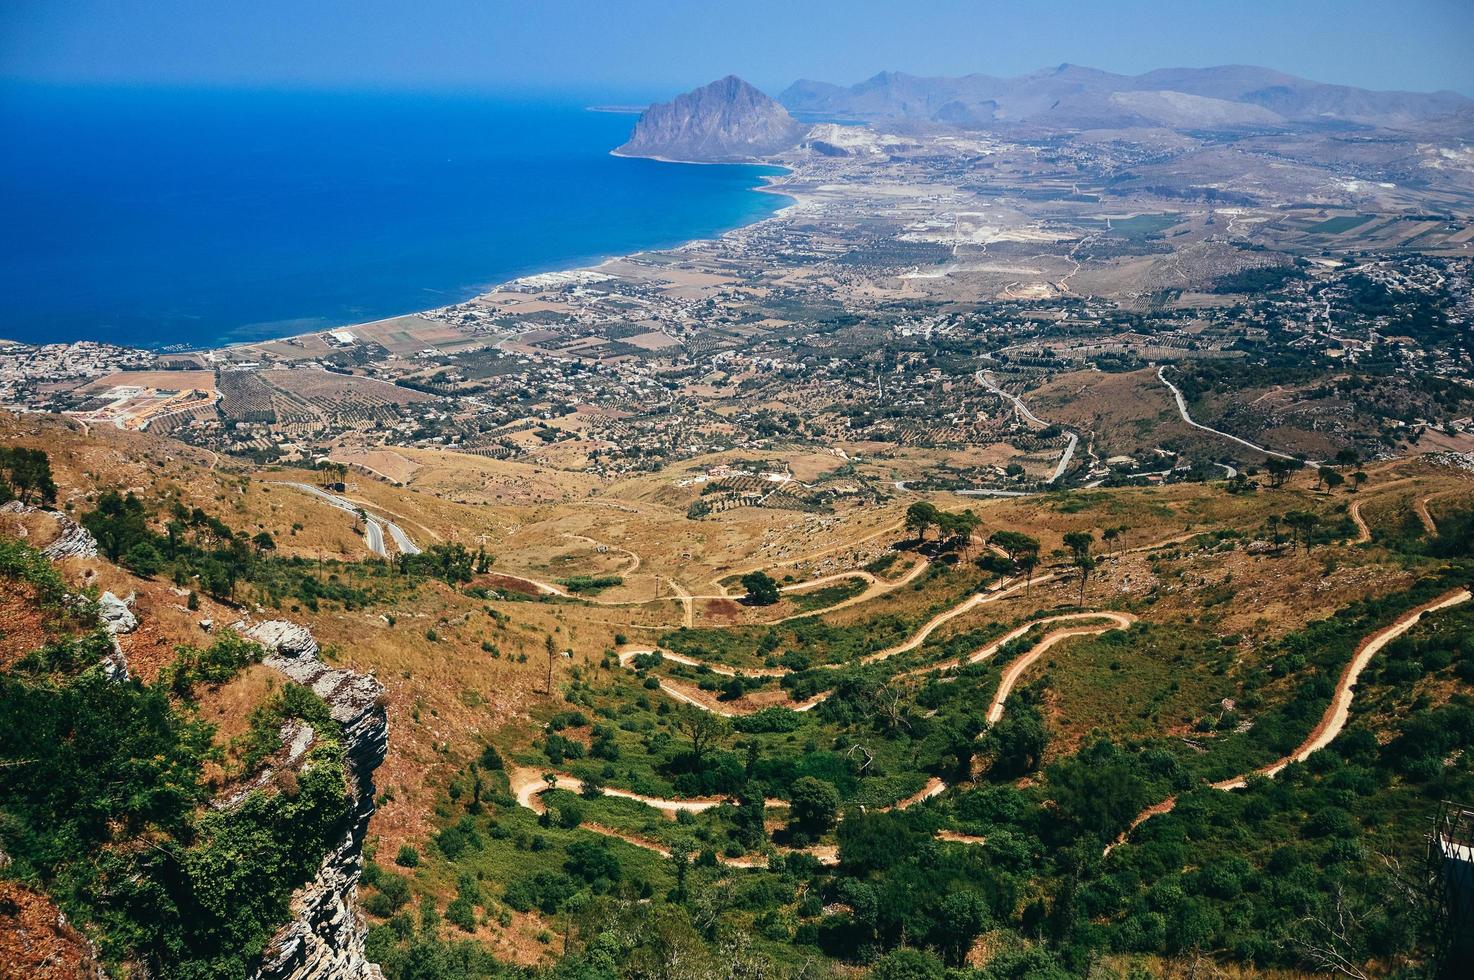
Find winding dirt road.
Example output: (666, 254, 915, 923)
(495, 528, 1199, 866)
(507, 767, 841, 867)
(487, 551, 929, 629)
(984, 613, 1137, 723)
(512, 609, 1133, 864)
(1107, 587, 1472, 854)
(1349, 498, 1371, 544)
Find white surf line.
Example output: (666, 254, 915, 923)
(1156, 366, 1301, 463)
(977, 371, 1078, 484)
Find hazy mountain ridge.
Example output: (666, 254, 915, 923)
(779, 63, 1474, 132)
(616, 75, 807, 162)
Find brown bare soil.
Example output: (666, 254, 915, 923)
(0, 581, 55, 669)
(0, 881, 104, 980)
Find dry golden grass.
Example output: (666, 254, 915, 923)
(395, 446, 604, 506)
(8, 409, 1472, 913)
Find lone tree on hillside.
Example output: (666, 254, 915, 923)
(318, 460, 348, 488)
(989, 529, 1041, 590)
(1285, 510, 1321, 552)
(740, 571, 781, 606)
(938, 509, 982, 556)
(788, 776, 841, 837)
(1063, 530, 1095, 606)
(988, 529, 1040, 565)
(674, 707, 729, 770)
(1017, 550, 1040, 592)
(0, 447, 57, 506)
(905, 501, 940, 541)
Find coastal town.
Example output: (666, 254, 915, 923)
(5, 14, 1474, 976)
(4, 118, 1472, 500)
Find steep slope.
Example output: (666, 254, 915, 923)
(0, 433, 388, 980)
(616, 75, 807, 162)
(244, 621, 388, 980)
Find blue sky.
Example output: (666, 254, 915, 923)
(3, 0, 1472, 99)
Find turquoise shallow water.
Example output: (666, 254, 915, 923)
(0, 86, 786, 350)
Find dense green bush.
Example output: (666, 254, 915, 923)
(0, 539, 351, 978)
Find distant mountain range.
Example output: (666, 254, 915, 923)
(779, 63, 1473, 132)
(616, 75, 806, 162)
(615, 65, 1473, 164)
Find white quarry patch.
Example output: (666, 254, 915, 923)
(1420, 144, 1474, 171)
(901, 219, 1069, 246)
(931, 135, 999, 155)
(1110, 90, 1282, 128)
(509, 269, 615, 289)
(802, 123, 915, 156)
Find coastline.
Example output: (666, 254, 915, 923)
(2, 89, 795, 356)
(197, 156, 798, 358)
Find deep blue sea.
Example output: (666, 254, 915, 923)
(0, 86, 786, 350)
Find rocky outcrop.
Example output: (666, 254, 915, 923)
(98, 591, 137, 635)
(97, 591, 136, 682)
(237, 620, 388, 980)
(0, 501, 98, 559)
(14, 520, 387, 976)
(616, 75, 806, 162)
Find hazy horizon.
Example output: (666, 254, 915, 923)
(3, 0, 1472, 101)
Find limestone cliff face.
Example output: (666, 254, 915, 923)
(16, 507, 388, 978)
(616, 75, 806, 162)
(239, 621, 389, 980)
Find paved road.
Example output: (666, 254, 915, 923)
(384, 520, 421, 555)
(977, 371, 1078, 484)
(1156, 366, 1299, 462)
(280, 482, 419, 557)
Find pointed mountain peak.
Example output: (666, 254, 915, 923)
(616, 76, 806, 163)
